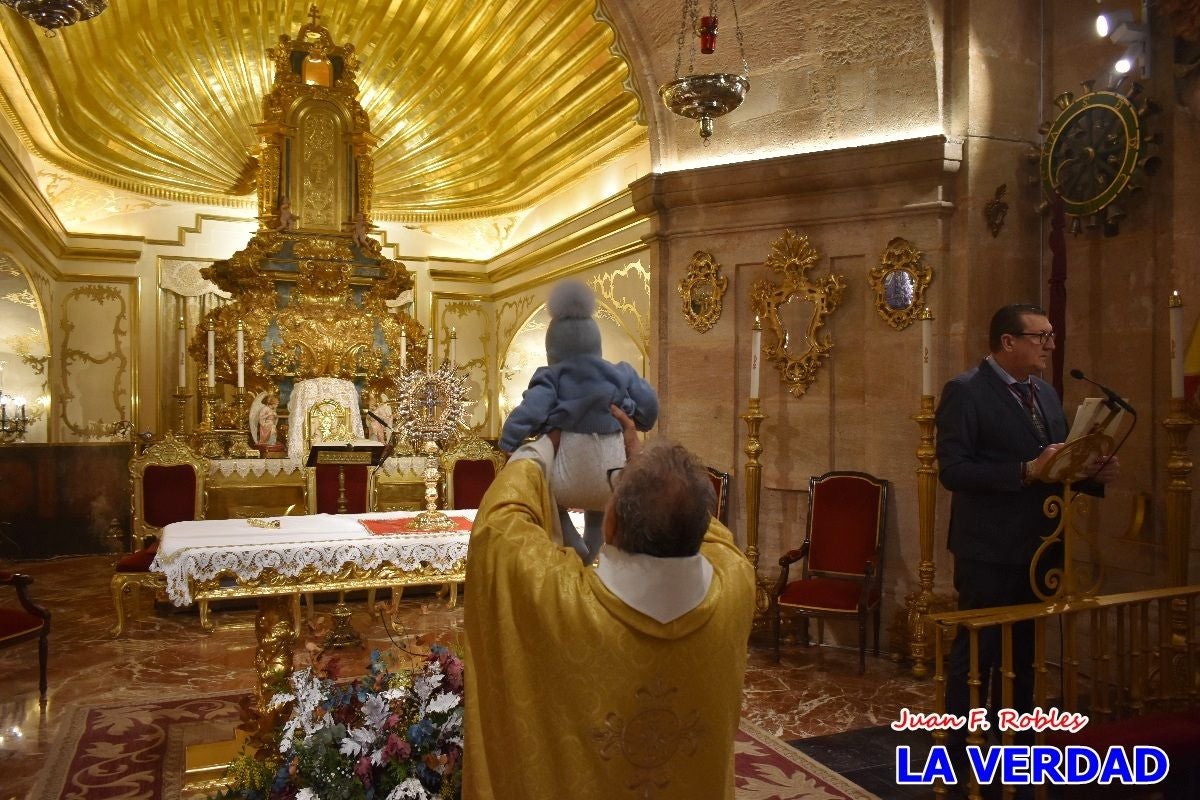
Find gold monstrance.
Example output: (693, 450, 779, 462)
(394, 350, 472, 531)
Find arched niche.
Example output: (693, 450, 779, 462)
(0, 255, 50, 442)
(498, 301, 647, 426)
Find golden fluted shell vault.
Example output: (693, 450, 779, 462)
(0, 1, 645, 221)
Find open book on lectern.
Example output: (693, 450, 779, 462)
(1066, 397, 1129, 443)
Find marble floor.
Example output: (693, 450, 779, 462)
(0, 555, 936, 800)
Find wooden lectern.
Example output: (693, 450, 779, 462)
(306, 441, 384, 514)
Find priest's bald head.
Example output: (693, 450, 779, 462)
(603, 441, 715, 557)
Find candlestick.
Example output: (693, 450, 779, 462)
(921, 307, 933, 397)
(400, 329, 408, 371)
(749, 316, 762, 400)
(426, 330, 434, 372)
(1170, 291, 1184, 400)
(236, 321, 245, 389)
(206, 323, 215, 388)
(177, 316, 187, 388)
(449, 328, 457, 366)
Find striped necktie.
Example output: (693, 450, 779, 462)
(1010, 382, 1049, 443)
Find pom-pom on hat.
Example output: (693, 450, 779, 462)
(545, 280, 602, 364)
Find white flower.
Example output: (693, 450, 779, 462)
(361, 693, 390, 731)
(296, 789, 321, 800)
(380, 687, 409, 703)
(385, 778, 432, 800)
(425, 691, 460, 716)
(339, 725, 375, 757)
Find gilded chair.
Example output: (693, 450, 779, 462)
(443, 436, 507, 510)
(0, 571, 51, 697)
(111, 432, 207, 636)
(704, 465, 731, 526)
(773, 470, 889, 673)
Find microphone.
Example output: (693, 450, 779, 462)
(367, 409, 392, 429)
(1070, 369, 1136, 415)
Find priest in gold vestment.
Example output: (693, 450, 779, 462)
(463, 416, 756, 799)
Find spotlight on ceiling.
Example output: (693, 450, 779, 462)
(0, 0, 108, 36)
(1113, 57, 1133, 74)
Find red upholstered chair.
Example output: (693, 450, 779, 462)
(773, 470, 889, 673)
(444, 438, 506, 510)
(0, 572, 50, 698)
(111, 433, 206, 636)
(705, 465, 731, 526)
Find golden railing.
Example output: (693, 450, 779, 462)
(928, 585, 1200, 800)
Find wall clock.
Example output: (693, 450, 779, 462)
(1038, 81, 1159, 236)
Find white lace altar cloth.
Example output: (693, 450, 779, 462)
(152, 510, 473, 606)
(286, 377, 365, 462)
(208, 456, 424, 478)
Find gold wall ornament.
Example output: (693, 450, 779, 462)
(749, 230, 845, 398)
(868, 237, 932, 331)
(1037, 80, 1159, 236)
(984, 184, 1008, 238)
(677, 251, 728, 334)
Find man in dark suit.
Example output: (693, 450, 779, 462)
(936, 304, 1119, 759)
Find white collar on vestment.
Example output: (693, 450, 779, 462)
(596, 545, 713, 624)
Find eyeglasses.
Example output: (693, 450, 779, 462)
(1010, 330, 1056, 345)
(606, 466, 623, 491)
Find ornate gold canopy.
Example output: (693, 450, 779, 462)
(0, 1, 645, 220)
(190, 12, 419, 404)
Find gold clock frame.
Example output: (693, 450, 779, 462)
(677, 251, 728, 334)
(750, 230, 846, 398)
(868, 237, 932, 331)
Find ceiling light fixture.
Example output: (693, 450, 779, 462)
(0, 0, 108, 36)
(659, 0, 750, 142)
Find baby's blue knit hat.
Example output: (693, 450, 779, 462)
(545, 280, 602, 364)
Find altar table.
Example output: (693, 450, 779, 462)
(151, 509, 474, 761)
(153, 509, 471, 617)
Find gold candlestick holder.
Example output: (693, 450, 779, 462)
(409, 440, 457, 531)
(741, 397, 773, 619)
(172, 386, 192, 435)
(902, 395, 955, 677)
(227, 387, 253, 459)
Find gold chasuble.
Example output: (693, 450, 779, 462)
(463, 459, 756, 799)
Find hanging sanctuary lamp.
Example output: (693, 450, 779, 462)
(659, 0, 750, 141)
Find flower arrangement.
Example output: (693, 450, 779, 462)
(220, 646, 464, 800)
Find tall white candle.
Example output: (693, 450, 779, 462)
(449, 328, 457, 366)
(400, 329, 408, 371)
(236, 321, 245, 388)
(177, 316, 187, 388)
(750, 317, 762, 400)
(206, 324, 215, 387)
(426, 330, 433, 372)
(921, 308, 933, 396)
(1170, 291, 1184, 399)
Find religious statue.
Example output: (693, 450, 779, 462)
(276, 196, 297, 231)
(365, 391, 394, 443)
(352, 212, 373, 251)
(249, 391, 279, 446)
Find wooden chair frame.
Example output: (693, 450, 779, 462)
(772, 470, 889, 673)
(442, 435, 507, 510)
(705, 465, 731, 527)
(112, 433, 206, 636)
(1, 572, 51, 697)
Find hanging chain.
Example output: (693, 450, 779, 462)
(674, 0, 747, 80)
(730, 0, 749, 77)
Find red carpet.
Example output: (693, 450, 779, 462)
(32, 694, 877, 800)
